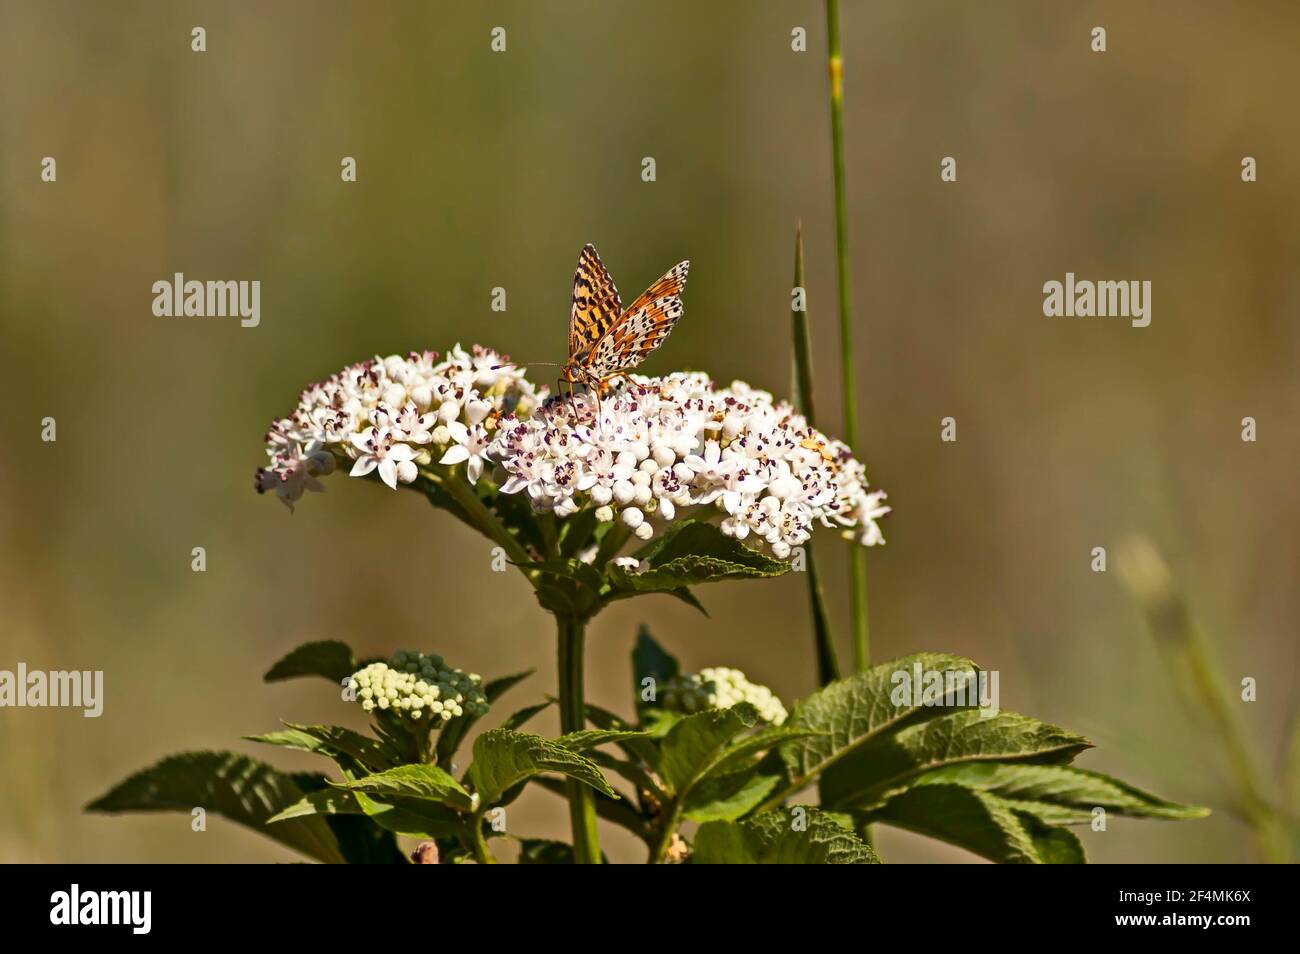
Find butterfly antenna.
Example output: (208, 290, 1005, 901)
(491, 360, 564, 370)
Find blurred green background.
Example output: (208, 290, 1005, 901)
(1, 0, 1296, 863)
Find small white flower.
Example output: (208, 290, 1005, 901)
(683, 440, 736, 484)
(851, 490, 890, 546)
(377, 403, 435, 445)
(439, 421, 492, 484)
(348, 427, 416, 490)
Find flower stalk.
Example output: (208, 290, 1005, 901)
(825, 0, 872, 671)
(557, 614, 601, 863)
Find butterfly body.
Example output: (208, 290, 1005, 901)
(559, 244, 690, 402)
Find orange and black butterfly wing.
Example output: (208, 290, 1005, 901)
(587, 260, 689, 377)
(568, 244, 623, 362)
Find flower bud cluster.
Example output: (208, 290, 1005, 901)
(659, 666, 788, 725)
(348, 651, 488, 724)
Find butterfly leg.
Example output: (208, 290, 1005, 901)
(577, 370, 602, 428)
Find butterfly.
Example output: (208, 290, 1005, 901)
(518, 244, 686, 405)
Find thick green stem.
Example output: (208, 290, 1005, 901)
(557, 615, 601, 863)
(825, 0, 870, 671)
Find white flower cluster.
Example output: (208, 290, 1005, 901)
(254, 345, 543, 511)
(348, 651, 489, 724)
(489, 372, 889, 556)
(659, 667, 788, 726)
(254, 346, 889, 558)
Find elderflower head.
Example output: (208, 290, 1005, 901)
(489, 372, 889, 557)
(660, 667, 788, 726)
(254, 345, 543, 511)
(253, 345, 889, 560)
(348, 651, 489, 724)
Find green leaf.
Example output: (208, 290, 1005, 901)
(707, 725, 827, 778)
(351, 791, 465, 839)
(483, 670, 536, 703)
(909, 762, 1209, 824)
(670, 725, 819, 822)
(777, 653, 983, 799)
(658, 704, 758, 797)
(665, 587, 709, 616)
(866, 783, 1085, 864)
(517, 839, 576, 864)
(610, 520, 789, 594)
(633, 625, 680, 706)
(517, 838, 607, 864)
(267, 787, 363, 823)
(499, 700, 554, 731)
(555, 728, 653, 752)
(639, 520, 792, 575)
(369, 711, 431, 766)
(468, 729, 618, 806)
(820, 710, 1092, 810)
(585, 702, 664, 767)
(245, 723, 399, 773)
(585, 749, 668, 802)
(683, 769, 781, 822)
(333, 763, 474, 812)
(435, 669, 534, 767)
(693, 808, 879, 864)
(1028, 820, 1086, 864)
(289, 775, 406, 864)
(521, 558, 605, 616)
(85, 751, 344, 864)
(639, 707, 685, 738)
(263, 640, 357, 684)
